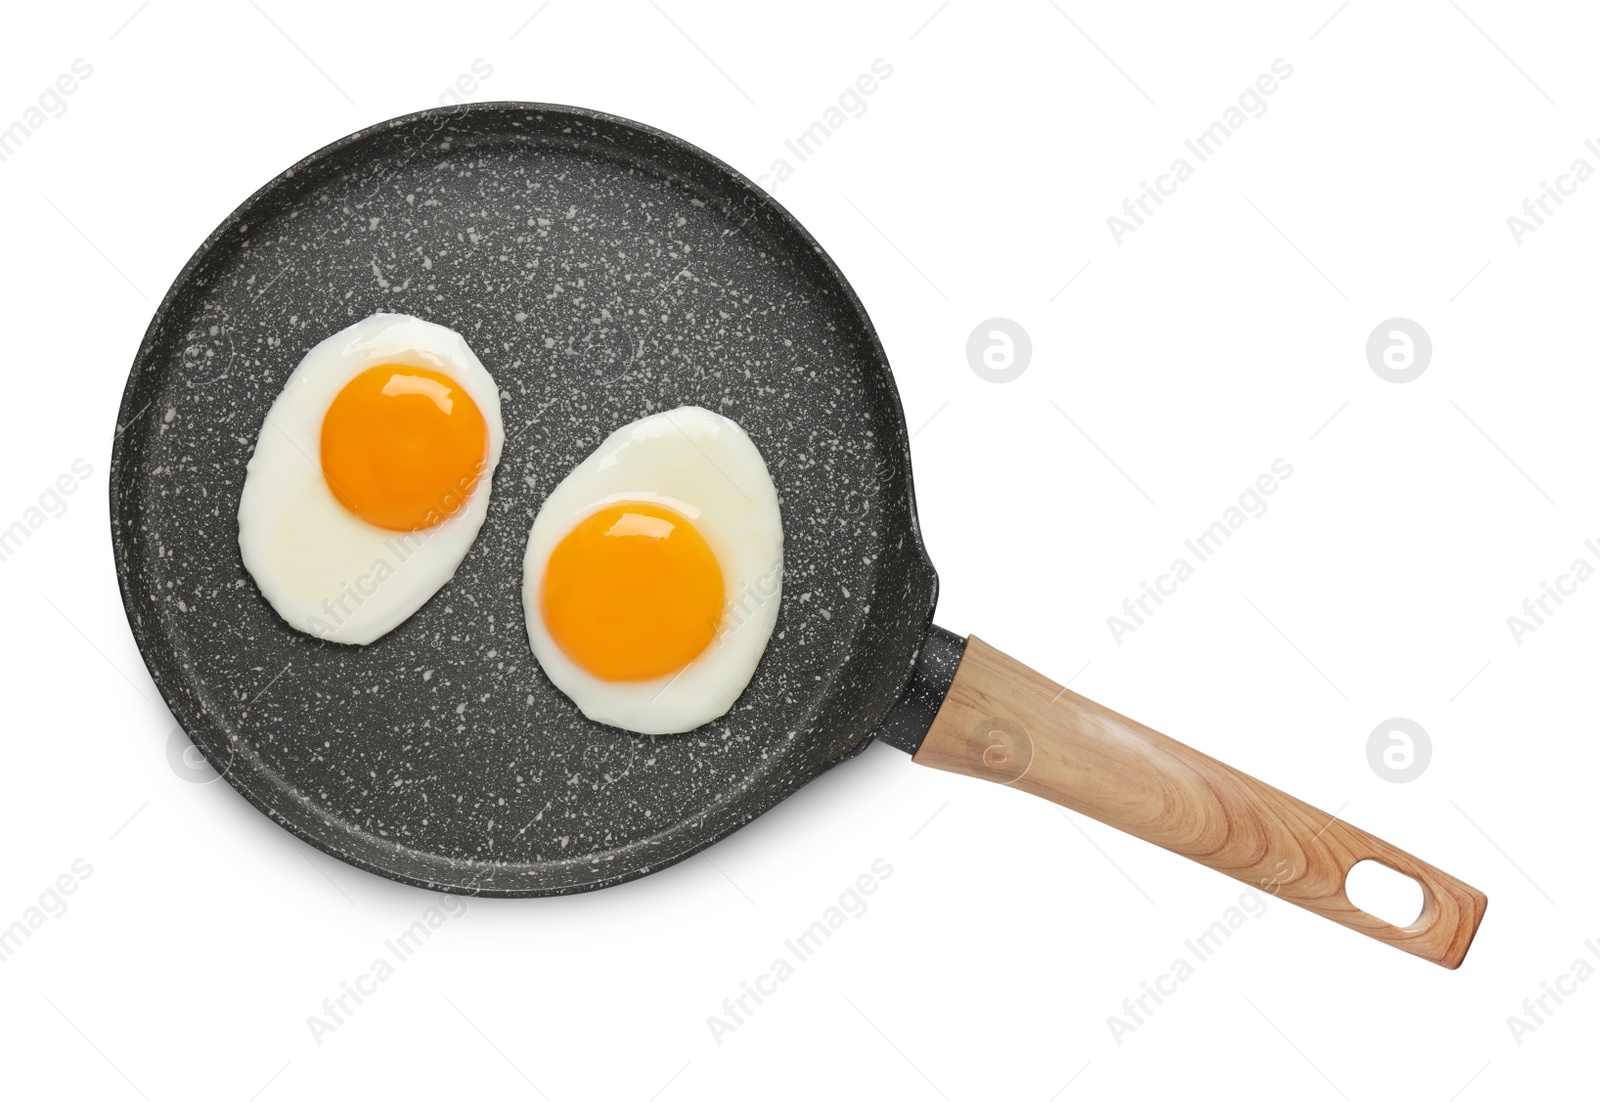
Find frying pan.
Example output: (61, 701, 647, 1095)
(111, 103, 1486, 968)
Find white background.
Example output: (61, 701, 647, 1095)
(1, 1, 1593, 1098)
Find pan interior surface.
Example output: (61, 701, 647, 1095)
(111, 104, 937, 895)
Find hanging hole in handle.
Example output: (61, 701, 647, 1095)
(1345, 859, 1426, 928)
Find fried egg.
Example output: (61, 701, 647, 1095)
(238, 313, 504, 645)
(521, 406, 783, 735)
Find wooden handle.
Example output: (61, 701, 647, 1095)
(913, 636, 1488, 969)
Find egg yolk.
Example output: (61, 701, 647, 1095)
(541, 502, 725, 682)
(320, 364, 488, 531)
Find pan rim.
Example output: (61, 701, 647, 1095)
(109, 100, 940, 897)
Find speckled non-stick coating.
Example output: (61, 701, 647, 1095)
(110, 103, 940, 896)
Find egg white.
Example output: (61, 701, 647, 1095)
(238, 313, 504, 645)
(521, 406, 783, 735)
